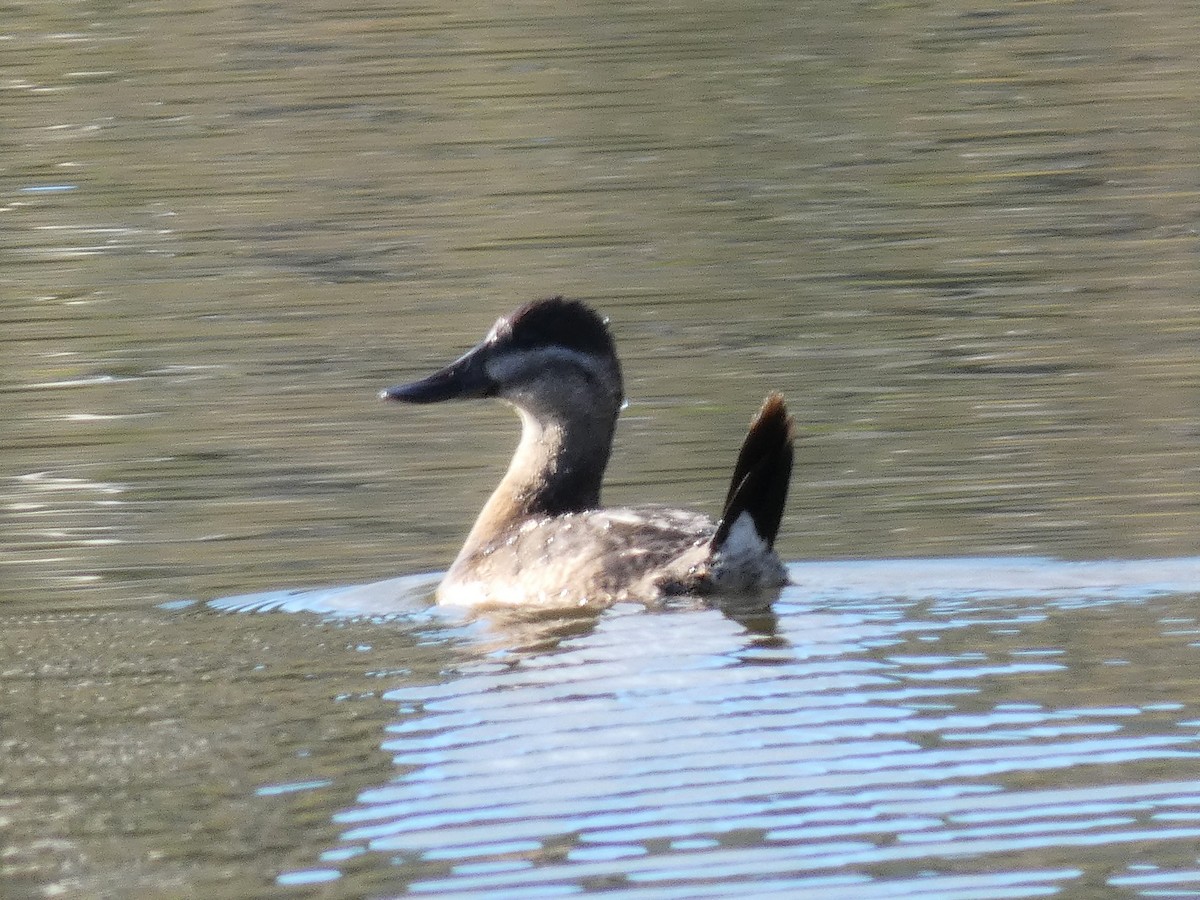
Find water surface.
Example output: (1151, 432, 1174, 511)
(3, 0, 1199, 896)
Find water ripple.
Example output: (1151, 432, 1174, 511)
(271, 561, 1200, 895)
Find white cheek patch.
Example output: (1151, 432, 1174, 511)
(485, 346, 603, 386)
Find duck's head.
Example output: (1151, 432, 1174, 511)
(381, 297, 625, 421)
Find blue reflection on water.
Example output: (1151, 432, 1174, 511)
(214, 557, 1200, 897)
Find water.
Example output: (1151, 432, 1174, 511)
(3, 0, 1199, 897)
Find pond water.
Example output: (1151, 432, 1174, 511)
(3, 0, 1199, 897)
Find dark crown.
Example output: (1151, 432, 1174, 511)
(497, 296, 616, 359)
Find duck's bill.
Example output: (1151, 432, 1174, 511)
(380, 344, 495, 404)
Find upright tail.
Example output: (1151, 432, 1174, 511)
(712, 393, 794, 552)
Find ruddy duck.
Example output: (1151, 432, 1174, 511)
(381, 297, 794, 607)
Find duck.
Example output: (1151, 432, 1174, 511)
(380, 296, 794, 608)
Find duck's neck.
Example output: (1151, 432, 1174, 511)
(456, 404, 616, 559)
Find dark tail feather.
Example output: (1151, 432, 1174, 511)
(713, 393, 794, 551)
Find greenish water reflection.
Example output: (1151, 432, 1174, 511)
(2, 0, 1199, 897)
(4, 0, 1197, 610)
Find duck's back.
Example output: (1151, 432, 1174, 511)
(437, 506, 718, 607)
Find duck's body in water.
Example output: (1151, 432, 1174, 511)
(381, 297, 794, 608)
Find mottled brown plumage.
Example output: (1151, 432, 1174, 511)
(381, 297, 793, 608)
